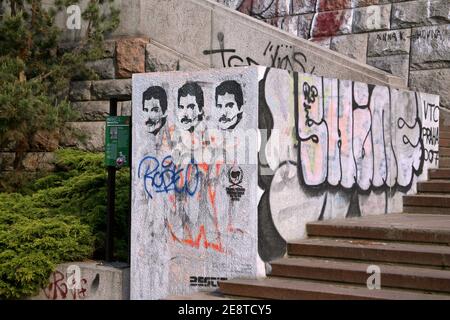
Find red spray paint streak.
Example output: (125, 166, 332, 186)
(317, 0, 351, 12)
(312, 0, 352, 38)
(168, 224, 224, 252)
(166, 161, 247, 253)
(166, 162, 225, 254)
(237, 0, 352, 39)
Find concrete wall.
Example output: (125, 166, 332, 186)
(131, 68, 264, 300)
(30, 262, 130, 300)
(257, 67, 439, 260)
(130, 66, 439, 298)
(217, 0, 450, 110)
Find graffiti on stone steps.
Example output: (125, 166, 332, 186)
(134, 68, 439, 258)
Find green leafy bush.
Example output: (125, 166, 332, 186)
(0, 149, 130, 299)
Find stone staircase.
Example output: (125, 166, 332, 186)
(404, 123, 450, 215)
(440, 129, 450, 168)
(218, 122, 450, 300)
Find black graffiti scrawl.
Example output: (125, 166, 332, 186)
(203, 33, 314, 73)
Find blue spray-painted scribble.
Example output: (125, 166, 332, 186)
(138, 155, 200, 199)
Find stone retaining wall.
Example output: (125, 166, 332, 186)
(1, 38, 143, 170)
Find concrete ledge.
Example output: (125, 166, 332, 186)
(30, 261, 130, 300)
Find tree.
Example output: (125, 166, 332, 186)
(0, 0, 120, 170)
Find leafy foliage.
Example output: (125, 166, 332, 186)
(0, 0, 123, 299)
(0, 149, 130, 299)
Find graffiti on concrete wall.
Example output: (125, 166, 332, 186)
(296, 79, 424, 191)
(138, 155, 200, 199)
(136, 78, 254, 254)
(420, 96, 440, 166)
(131, 67, 440, 298)
(189, 276, 228, 287)
(43, 271, 88, 300)
(131, 68, 262, 300)
(203, 33, 315, 73)
(257, 67, 440, 260)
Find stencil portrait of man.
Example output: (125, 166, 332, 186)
(177, 82, 205, 133)
(142, 86, 168, 135)
(215, 80, 244, 130)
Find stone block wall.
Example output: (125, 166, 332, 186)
(217, 0, 449, 110)
(0, 39, 119, 170)
(65, 37, 147, 154)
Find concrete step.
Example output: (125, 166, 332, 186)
(440, 126, 450, 133)
(441, 158, 450, 168)
(429, 169, 450, 180)
(306, 214, 450, 244)
(441, 131, 450, 139)
(440, 147, 450, 157)
(287, 238, 450, 267)
(440, 139, 450, 148)
(404, 194, 450, 208)
(418, 180, 450, 193)
(165, 291, 231, 300)
(270, 257, 450, 293)
(404, 206, 450, 215)
(219, 277, 450, 300)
